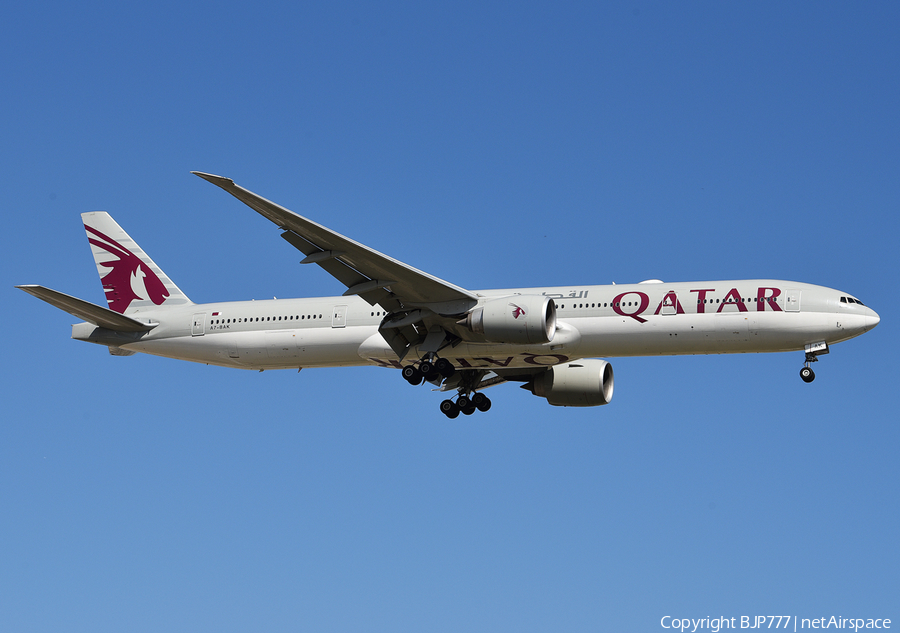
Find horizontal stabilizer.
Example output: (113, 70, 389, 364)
(16, 285, 157, 332)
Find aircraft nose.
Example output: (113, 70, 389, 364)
(867, 308, 880, 331)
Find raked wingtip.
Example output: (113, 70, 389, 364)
(191, 171, 234, 186)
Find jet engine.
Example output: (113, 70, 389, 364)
(463, 295, 557, 345)
(527, 359, 614, 407)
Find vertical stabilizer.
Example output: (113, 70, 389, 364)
(82, 212, 192, 314)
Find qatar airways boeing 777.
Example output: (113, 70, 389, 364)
(18, 173, 880, 417)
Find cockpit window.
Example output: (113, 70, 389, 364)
(840, 296, 866, 306)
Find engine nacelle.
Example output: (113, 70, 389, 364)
(464, 295, 557, 345)
(529, 359, 614, 407)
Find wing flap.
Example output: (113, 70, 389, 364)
(17, 285, 156, 332)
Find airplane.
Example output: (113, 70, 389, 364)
(17, 172, 880, 418)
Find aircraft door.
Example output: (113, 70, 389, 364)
(332, 304, 348, 328)
(785, 289, 801, 312)
(192, 313, 206, 336)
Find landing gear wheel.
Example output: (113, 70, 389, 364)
(471, 392, 492, 412)
(435, 358, 456, 378)
(402, 365, 423, 386)
(440, 399, 460, 419)
(461, 403, 477, 415)
(456, 395, 471, 410)
(419, 360, 440, 382)
(800, 367, 815, 383)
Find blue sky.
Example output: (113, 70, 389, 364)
(3, 2, 898, 631)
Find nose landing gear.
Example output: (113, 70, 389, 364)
(800, 342, 829, 383)
(800, 364, 815, 383)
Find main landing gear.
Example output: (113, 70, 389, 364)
(401, 356, 455, 385)
(401, 356, 492, 418)
(439, 392, 492, 419)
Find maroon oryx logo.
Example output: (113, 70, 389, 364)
(510, 303, 526, 319)
(86, 225, 169, 313)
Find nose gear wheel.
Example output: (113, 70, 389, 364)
(799, 348, 824, 383)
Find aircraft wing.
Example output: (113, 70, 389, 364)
(16, 285, 156, 332)
(193, 172, 477, 312)
(194, 172, 481, 359)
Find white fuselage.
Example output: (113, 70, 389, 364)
(74, 279, 879, 371)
